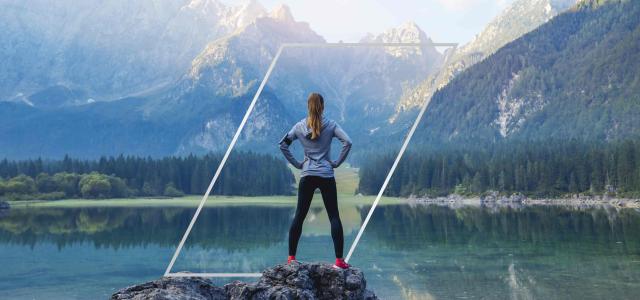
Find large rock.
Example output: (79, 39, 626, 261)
(111, 262, 378, 300)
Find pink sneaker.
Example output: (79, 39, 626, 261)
(287, 255, 297, 264)
(333, 258, 350, 269)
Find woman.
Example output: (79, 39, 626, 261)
(278, 92, 353, 269)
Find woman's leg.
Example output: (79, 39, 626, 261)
(319, 177, 344, 258)
(289, 176, 316, 256)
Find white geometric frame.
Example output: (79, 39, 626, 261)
(164, 41, 458, 278)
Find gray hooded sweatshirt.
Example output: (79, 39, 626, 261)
(279, 116, 352, 178)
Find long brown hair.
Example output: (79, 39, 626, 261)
(306, 92, 324, 140)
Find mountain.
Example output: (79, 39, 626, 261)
(0, 0, 267, 103)
(153, 8, 443, 155)
(0, 3, 443, 159)
(393, 0, 577, 117)
(413, 0, 640, 144)
(153, 4, 326, 155)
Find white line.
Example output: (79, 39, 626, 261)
(165, 273, 262, 278)
(281, 42, 458, 48)
(164, 42, 458, 277)
(344, 45, 458, 262)
(163, 45, 285, 276)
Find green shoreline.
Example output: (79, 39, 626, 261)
(4, 165, 384, 208)
(6, 194, 403, 208)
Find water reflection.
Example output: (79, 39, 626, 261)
(357, 204, 640, 299)
(0, 206, 293, 250)
(0, 204, 367, 250)
(362, 204, 640, 251)
(1, 203, 640, 299)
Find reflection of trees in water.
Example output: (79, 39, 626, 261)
(365, 205, 640, 300)
(361, 204, 640, 252)
(0, 206, 292, 251)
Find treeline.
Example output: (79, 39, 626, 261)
(0, 152, 295, 200)
(358, 140, 640, 198)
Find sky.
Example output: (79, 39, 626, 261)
(255, 0, 515, 44)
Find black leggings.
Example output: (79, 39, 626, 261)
(289, 175, 344, 258)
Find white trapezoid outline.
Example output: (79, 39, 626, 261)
(164, 41, 458, 278)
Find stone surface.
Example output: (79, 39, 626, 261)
(111, 276, 227, 300)
(111, 262, 377, 300)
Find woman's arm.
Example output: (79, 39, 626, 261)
(331, 123, 352, 168)
(279, 125, 304, 169)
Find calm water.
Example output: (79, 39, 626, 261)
(1, 202, 640, 299)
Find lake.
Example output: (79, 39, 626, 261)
(1, 198, 640, 299)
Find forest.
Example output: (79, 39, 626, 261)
(358, 140, 640, 198)
(412, 0, 640, 144)
(0, 152, 295, 200)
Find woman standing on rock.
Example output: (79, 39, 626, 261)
(278, 92, 353, 269)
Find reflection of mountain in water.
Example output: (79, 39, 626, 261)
(0, 206, 292, 251)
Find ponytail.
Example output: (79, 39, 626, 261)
(306, 93, 324, 140)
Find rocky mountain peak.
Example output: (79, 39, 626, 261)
(214, 0, 267, 32)
(362, 21, 431, 44)
(184, 1, 323, 90)
(269, 4, 295, 23)
(359, 21, 438, 61)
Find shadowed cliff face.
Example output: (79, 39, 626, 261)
(111, 262, 378, 300)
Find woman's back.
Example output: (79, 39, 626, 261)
(279, 116, 352, 178)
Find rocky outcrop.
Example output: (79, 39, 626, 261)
(111, 262, 377, 300)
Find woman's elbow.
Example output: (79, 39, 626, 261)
(278, 141, 289, 151)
